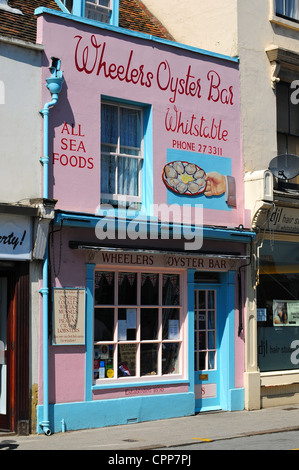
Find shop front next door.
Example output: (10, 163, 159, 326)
(194, 286, 221, 412)
(0, 276, 10, 430)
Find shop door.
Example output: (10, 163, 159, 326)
(194, 286, 221, 412)
(0, 276, 11, 431)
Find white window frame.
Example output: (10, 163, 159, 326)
(101, 101, 144, 207)
(93, 269, 184, 384)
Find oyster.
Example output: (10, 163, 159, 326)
(194, 177, 205, 188)
(173, 161, 185, 174)
(164, 165, 177, 179)
(177, 182, 188, 194)
(194, 169, 205, 179)
(168, 178, 180, 188)
(188, 182, 200, 194)
(185, 163, 196, 175)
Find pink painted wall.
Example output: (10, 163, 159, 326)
(37, 12, 244, 228)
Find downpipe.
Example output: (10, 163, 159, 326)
(39, 58, 64, 436)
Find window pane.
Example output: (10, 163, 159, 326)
(277, 83, 289, 134)
(162, 308, 180, 340)
(94, 308, 114, 341)
(195, 290, 205, 308)
(208, 290, 215, 308)
(101, 104, 118, 144)
(118, 308, 136, 340)
(140, 344, 158, 376)
(199, 351, 206, 370)
(118, 272, 137, 305)
(162, 274, 180, 305)
(118, 344, 136, 377)
(198, 331, 206, 350)
(118, 156, 139, 196)
(120, 107, 141, 149)
(94, 344, 114, 379)
(101, 154, 116, 195)
(208, 351, 215, 370)
(198, 312, 205, 330)
(141, 273, 159, 305)
(208, 311, 215, 329)
(95, 272, 114, 304)
(286, 0, 299, 19)
(276, 0, 284, 14)
(162, 343, 180, 374)
(141, 308, 158, 340)
(208, 331, 216, 349)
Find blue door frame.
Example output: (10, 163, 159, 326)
(187, 269, 244, 413)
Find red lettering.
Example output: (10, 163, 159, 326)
(207, 70, 234, 105)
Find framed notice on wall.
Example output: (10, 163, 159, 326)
(53, 288, 86, 345)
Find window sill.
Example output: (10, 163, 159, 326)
(261, 370, 299, 387)
(92, 377, 189, 390)
(270, 14, 299, 32)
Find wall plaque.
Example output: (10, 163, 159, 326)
(53, 288, 86, 345)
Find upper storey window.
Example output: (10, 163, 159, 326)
(59, 0, 118, 26)
(85, 0, 111, 23)
(276, 0, 299, 22)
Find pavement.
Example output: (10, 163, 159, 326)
(1, 405, 299, 451)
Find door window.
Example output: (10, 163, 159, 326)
(194, 289, 217, 371)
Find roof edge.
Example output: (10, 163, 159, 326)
(34, 7, 239, 63)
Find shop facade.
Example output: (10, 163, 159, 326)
(35, 7, 253, 433)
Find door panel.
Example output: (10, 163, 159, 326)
(194, 286, 221, 412)
(0, 277, 9, 430)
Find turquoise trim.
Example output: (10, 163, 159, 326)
(55, 211, 254, 243)
(53, 0, 70, 13)
(35, 7, 239, 63)
(36, 392, 194, 433)
(85, 263, 95, 402)
(187, 269, 195, 396)
(92, 379, 189, 390)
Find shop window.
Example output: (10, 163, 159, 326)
(276, 0, 299, 22)
(93, 271, 182, 381)
(101, 102, 143, 209)
(257, 239, 299, 372)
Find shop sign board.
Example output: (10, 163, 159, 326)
(0, 214, 32, 260)
(87, 250, 242, 271)
(268, 207, 299, 233)
(53, 288, 86, 345)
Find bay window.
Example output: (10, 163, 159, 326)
(93, 271, 183, 382)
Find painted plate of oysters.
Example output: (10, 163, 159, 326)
(162, 161, 206, 196)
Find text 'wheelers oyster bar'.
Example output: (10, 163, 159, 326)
(35, 7, 254, 434)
